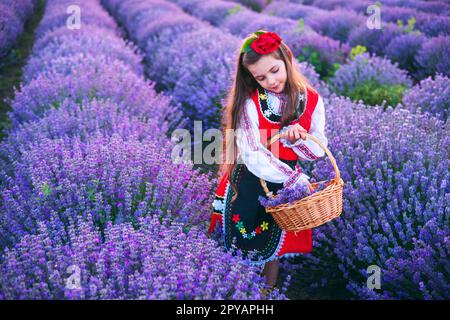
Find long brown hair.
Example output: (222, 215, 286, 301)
(219, 30, 313, 202)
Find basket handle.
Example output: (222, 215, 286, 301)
(259, 132, 341, 197)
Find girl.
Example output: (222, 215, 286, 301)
(208, 30, 328, 289)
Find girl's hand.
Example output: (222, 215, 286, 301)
(285, 123, 307, 143)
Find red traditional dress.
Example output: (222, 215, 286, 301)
(208, 84, 328, 266)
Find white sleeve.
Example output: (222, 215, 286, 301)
(236, 98, 310, 188)
(279, 95, 328, 161)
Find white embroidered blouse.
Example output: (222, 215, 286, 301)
(235, 90, 328, 189)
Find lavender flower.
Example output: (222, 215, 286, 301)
(0, 215, 285, 299)
(331, 53, 412, 101)
(0, 133, 215, 250)
(348, 22, 404, 56)
(258, 180, 327, 208)
(402, 74, 449, 122)
(284, 95, 449, 299)
(0, 2, 35, 57)
(414, 36, 450, 79)
(7, 59, 176, 129)
(35, 0, 119, 39)
(304, 9, 365, 43)
(384, 33, 426, 77)
(24, 29, 143, 82)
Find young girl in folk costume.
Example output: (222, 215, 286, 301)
(208, 30, 328, 289)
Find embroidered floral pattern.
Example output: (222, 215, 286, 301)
(263, 108, 272, 118)
(231, 214, 270, 240)
(212, 198, 225, 213)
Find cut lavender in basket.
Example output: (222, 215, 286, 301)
(258, 181, 327, 208)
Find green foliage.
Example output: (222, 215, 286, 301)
(227, 4, 242, 16)
(397, 17, 417, 33)
(350, 45, 367, 61)
(240, 30, 266, 53)
(298, 47, 340, 80)
(345, 80, 407, 108)
(298, 18, 305, 33)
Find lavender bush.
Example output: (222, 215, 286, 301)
(297, 61, 330, 98)
(304, 9, 365, 43)
(153, 27, 239, 128)
(0, 129, 215, 250)
(23, 28, 143, 82)
(414, 14, 450, 38)
(402, 74, 449, 122)
(223, 0, 268, 12)
(176, 0, 239, 26)
(258, 180, 327, 208)
(0, 97, 170, 182)
(348, 22, 404, 56)
(0, 1, 36, 57)
(284, 95, 449, 299)
(6, 61, 177, 129)
(384, 33, 426, 77)
(330, 53, 412, 106)
(142, 15, 207, 80)
(414, 36, 450, 79)
(102, 0, 240, 130)
(289, 32, 350, 79)
(221, 7, 261, 35)
(0, 215, 285, 299)
(34, 0, 119, 39)
(262, 2, 326, 20)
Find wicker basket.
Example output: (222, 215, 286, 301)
(259, 132, 345, 232)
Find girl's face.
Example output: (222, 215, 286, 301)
(246, 54, 287, 94)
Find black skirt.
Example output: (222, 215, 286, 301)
(223, 159, 298, 265)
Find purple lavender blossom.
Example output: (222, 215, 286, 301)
(384, 33, 426, 77)
(284, 95, 449, 299)
(402, 74, 449, 122)
(0, 215, 285, 299)
(166, 0, 238, 27)
(0, 2, 34, 57)
(304, 9, 365, 43)
(297, 61, 331, 98)
(24, 29, 143, 82)
(414, 36, 450, 79)
(152, 27, 239, 129)
(7, 61, 178, 129)
(331, 53, 412, 97)
(35, 0, 119, 39)
(258, 180, 327, 208)
(0, 133, 215, 250)
(348, 22, 404, 56)
(262, 2, 326, 20)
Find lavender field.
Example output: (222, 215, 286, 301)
(0, 0, 448, 300)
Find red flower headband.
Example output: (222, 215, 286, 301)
(240, 31, 282, 55)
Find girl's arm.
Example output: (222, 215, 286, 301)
(279, 95, 328, 161)
(236, 99, 310, 189)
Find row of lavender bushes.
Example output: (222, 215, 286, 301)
(0, 0, 37, 57)
(285, 95, 449, 299)
(152, 0, 449, 299)
(100, 0, 330, 131)
(100, 0, 238, 131)
(261, 0, 449, 80)
(166, 0, 350, 81)
(0, 0, 281, 300)
(164, 0, 408, 110)
(216, 0, 448, 121)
